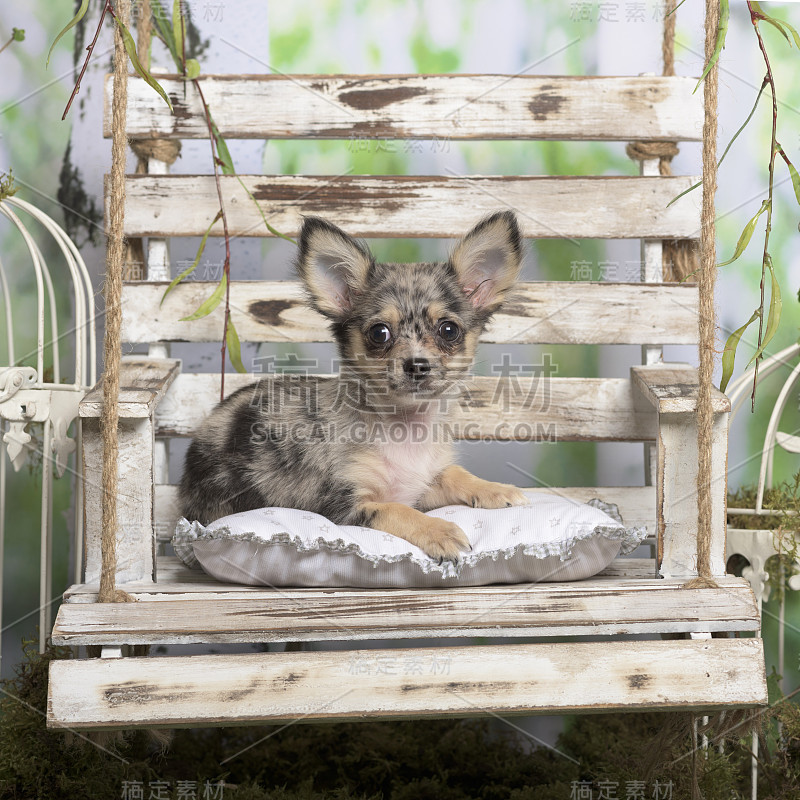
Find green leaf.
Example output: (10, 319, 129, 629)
(668, 80, 768, 209)
(778, 18, 800, 49)
(717, 199, 770, 268)
(47, 0, 89, 67)
(115, 17, 173, 112)
(185, 58, 201, 80)
(667, 180, 701, 209)
(226, 318, 247, 373)
(720, 310, 760, 393)
(751, 1, 792, 45)
(785, 157, 800, 208)
(181, 273, 227, 321)
(150, 0, 182, 70)
(694, 0, 729, 94)
(234, 174, 297, 244)
(12, 28, 25, 42)
(718, 80, 768, 171)
(160, 211, 222, 306)
(173, 0, 185, 66)
(209, 114, 235, 175)
(747, 254, 783, 367)
(666, 0, 689, 17)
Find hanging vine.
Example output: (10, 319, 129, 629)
(682, 0, 800, 406)
(52, 0, 294, 396)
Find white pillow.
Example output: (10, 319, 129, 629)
(172, 493, 647, 588)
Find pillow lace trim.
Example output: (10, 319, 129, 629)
(172, 499, 647, 579)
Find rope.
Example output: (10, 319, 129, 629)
(692, 0, 722, 583)
(625, 140, 679, 164)
(130, 138, 181, 164)
(684, 0, 721, 590)
(136, 0, 151, 65)
(125, 2, 182, 280)
(99, 0, 133, 604)
(662, 0, 676, 77)
(626, 0, 699, 283)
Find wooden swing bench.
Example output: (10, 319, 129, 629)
(47, 73, 767, 730)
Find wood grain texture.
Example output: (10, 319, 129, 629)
(118, 174, 701, 240)
(63, 556, 661, 601)
(122, 281, 701, 346)
(80, 358, 181, 418)
(108, 74, 703, 142)
(47, 638, 766, 729)
(632, 363, 731, 414)
(152, 484, 657, 542)
(82, 417, 156, 584)
(51, 577, 759, 645)
(152, 374, 657, 442)
(657, 410, 729, 578)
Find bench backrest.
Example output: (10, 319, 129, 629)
(106, 72, 702, 550)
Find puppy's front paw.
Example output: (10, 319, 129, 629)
(468, 480, 529, 510)
(418, 517, 471, 561)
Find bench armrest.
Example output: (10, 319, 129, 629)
(80, 358, 180, 584)
(630, 363, 729, 579)
(631, 363, 730, 415)
(79, 357, 181, 418)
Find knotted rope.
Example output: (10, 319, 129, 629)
(130, 138, 181, 165)
(124, 0, 181, 280)
(626, 0, 699, 283)
(99, 0, 133, 604)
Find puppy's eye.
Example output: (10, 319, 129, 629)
(438, 321, 461, 342)
(367, 323, 392, 346)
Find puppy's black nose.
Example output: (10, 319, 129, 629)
(403, 357, 431, 380)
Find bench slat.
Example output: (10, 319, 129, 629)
(48, 639, 767, 729)
(51, 577, 757, 645)
(119, 175, 701, 239)
(153, 485, 657, 541)
(62, 556, 660, 601)
(154, 374, 657, 442)
(109, 74, 703, 142)
(123, 281, 700, 346)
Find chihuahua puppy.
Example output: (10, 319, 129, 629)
(179, 211, 528, 560)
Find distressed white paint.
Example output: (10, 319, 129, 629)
(108, 75, 704, 142)
(47, 638, 766, 730)
(655, 411, 728, 578)
(62, 556, 659, 602)
(79, 358, 180, 419)
(82, 417, 156, 584)
(632, 364, 730, 414)
(51, 576, 759, 646)
(151, 484, 657, 543)
(122, 281, 701, 346)
(118, 174, 702, 240)
(153, 373, 657, 442)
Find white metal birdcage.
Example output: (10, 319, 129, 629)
(0, 196, 96, 654)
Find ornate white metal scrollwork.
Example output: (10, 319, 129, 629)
(0, 367, 38, 404)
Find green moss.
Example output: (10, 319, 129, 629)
(0, 169, 18, 200)
(728, 472, 800, 602)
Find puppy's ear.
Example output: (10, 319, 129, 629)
(449, 211, 523, 313)
(295, 217, 373, 318)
